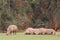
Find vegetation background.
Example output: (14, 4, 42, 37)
(0, 0, 60, 32)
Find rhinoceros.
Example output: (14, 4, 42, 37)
(32, 28, 40, 35)
(46, 29, 56, 35)
(39, 28, 56, 35)
(39, 28, 47, 35)
(6, 25, 18, 35)
(24, 27, 34, 35)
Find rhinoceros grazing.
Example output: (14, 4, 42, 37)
(6, 25, 18, 35)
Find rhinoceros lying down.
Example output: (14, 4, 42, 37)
(24, 28, 56, 35)
(39, 28, 56, 35)
(24, 28, 34, 35)
(45, 29, 56, 35)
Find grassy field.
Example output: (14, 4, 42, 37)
(0, 32, 60, 40)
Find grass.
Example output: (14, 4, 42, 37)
(0, 32, 60, 40)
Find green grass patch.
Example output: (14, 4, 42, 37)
(0, 32, 60, 40)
